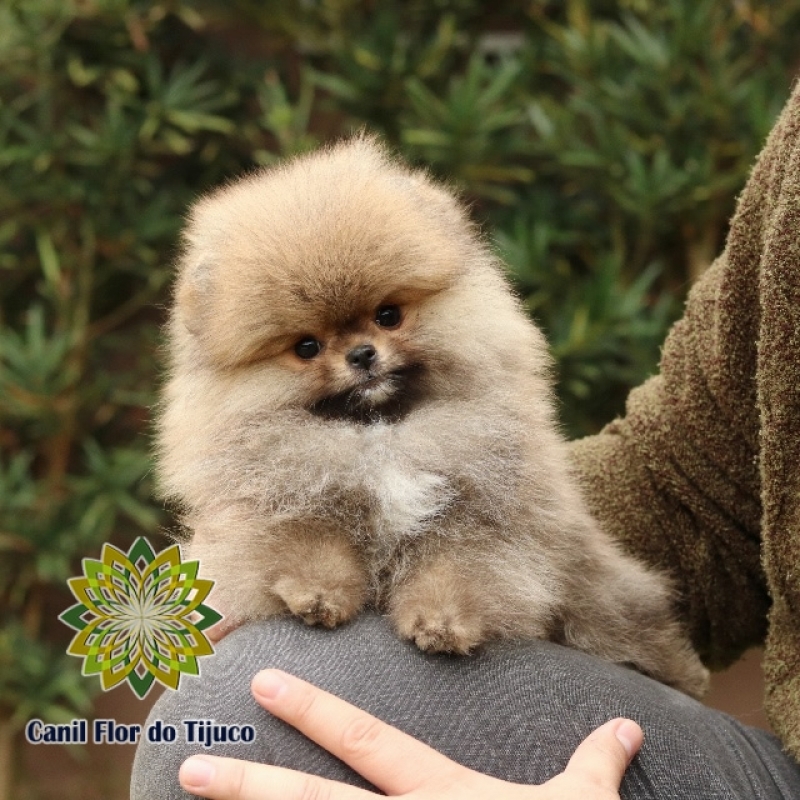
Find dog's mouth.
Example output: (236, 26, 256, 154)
(353, 370, 401, 399)
(310, 364, 425, 424)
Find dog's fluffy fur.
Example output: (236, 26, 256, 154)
(159, 137, 708, 698)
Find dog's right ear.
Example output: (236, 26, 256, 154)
(174, 258, 212, 337)
(174, 201, 217, 336)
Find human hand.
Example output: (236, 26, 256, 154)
(205, 614, 240, 643)
(179, 669, 643, 799)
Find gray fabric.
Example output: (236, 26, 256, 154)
(130, 614, 800, 799)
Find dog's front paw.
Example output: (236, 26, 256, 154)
(389, 556, 488, 654)
(393, 606, 485, 655)
(272, 576, 363, 629)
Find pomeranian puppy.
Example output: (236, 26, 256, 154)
(158, 136, 708, 698)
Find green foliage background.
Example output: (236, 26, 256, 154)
(1, 0, 799, 763)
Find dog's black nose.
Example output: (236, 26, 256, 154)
(346, 343, 377, 370)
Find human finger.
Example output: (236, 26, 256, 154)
(563, 718, 643, 791)
(251, 669, 467, 795)
(179, 754, 379, 800)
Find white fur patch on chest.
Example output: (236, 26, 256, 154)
(371, 463, 451, 538)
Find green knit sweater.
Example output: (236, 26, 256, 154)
(570, 81, 800, 759)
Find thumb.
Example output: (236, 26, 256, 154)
(563, 718, 643, 792)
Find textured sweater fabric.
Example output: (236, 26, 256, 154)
(570, 80, 800, 760)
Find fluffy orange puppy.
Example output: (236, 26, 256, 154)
(158, 136, 708, 698)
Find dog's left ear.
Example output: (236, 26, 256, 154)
(405, 170, 476, 232)
(343, 131, 471, 229)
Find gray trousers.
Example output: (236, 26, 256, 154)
(130, 614, 800, 799)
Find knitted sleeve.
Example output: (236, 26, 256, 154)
(569, 82, 800, 758)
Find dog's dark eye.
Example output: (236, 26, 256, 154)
(375, 305, 401, 328)
(294, 337, 322, 359)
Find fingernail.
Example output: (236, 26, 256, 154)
(614, 719, 642, 760)
(180, 756, 215, 789)
(252, 669, 289, 701)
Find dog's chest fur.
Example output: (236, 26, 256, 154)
(369, 462, 451, 538)
(352, 425, 453, 572)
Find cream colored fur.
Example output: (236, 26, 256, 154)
(158, 136, 708, 698)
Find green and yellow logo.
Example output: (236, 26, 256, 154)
(59, 538, 221, 699)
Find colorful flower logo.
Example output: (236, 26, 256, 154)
(59, 537, 221, 699)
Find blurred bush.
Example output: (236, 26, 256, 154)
(1, 0, 799, 792)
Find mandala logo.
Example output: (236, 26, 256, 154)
(59, 538, 222, 699)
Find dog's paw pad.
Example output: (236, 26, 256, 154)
(406, 613, 482, 655)
(273, 578, 359, 629)
(294, 593, 349, 628)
